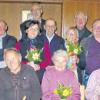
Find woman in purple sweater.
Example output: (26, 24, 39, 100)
(41, 50, 80, 100)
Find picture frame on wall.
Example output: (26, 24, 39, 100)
(22, 10, 33, 22)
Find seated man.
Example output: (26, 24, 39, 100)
(0, 20, 17, 68)
(0, 48, 41, 100)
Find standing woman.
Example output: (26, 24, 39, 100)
(66, 27, 83, 84)
(16, 21, 52, 82)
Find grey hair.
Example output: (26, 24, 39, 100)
(52, 49, 68, 63)
(75, 11, 88, 21)
(4, 48, 22, 62)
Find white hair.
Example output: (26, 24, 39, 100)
(52, 49, 68, 63)
(75, 11, 88, 21)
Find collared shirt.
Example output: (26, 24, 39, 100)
(0, 33, 6, 49)
(0, 33, 7, 68)
(46, 33, 55, 44)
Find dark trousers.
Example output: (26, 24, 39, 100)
(77, 67, 85, 85)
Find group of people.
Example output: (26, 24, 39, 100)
(0, 2, 100, 100)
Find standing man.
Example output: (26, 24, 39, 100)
(0, 48, 41, 100)
(81, 19, 100, 86)
(0, 20, 17, 68)
(20, 3, 45, 39)
(43, 19, 66, 57)
(75, 11, 91, 43)
(74, 12, 91, 84)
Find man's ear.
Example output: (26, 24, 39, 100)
(5, 24, 8, 32)
(26, 29, 28, 33)
(44, 25, 46, 30)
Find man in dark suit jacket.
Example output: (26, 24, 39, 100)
(43, 19, 66, 57)
(20, 3, 45, 39)
(0, 20, 17, 68)
(74, 11, 91, 84)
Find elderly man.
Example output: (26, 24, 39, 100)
(0, 48, 41, 100)
(81, 19, 100, 86)
(43, 19, 66, 56)
(74, 12, 91, 84)
(75, 11, 91, 43)
(0, 20, 17, 68)
(20, 3, 45, 39)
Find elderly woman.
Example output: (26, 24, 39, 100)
(41, 49, 80, 100)
(85, 69, 100, 100)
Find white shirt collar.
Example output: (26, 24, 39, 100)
(46, 33, 55, 43)
(0, 32, 6, 39)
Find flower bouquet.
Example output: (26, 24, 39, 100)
(22, 96, 26, 100)
(54, 83, 72, 100)
(26, 47, 41, 63)
(66, 42, 82, 56)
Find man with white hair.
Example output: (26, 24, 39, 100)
(75, 11, 91, 43)
(75, 12, 91, 85)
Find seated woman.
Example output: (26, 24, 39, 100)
(85, 69, 100, 100)
(41, 50, 80, 100)
(16, 21, 52, 82)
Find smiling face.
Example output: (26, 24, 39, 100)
(66, 28, 79, 44)
(92, 20, 100, 39)
(54, 56, 67, 70)
(27, 24, 39, 39)
(4, 50, 21, 74)
(75, 12, 87, 30)
(0, 21, 7, 36)
(31, 4, 42, 20)
(52, 50, 68, 71)
(44, 19, 56, 37)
